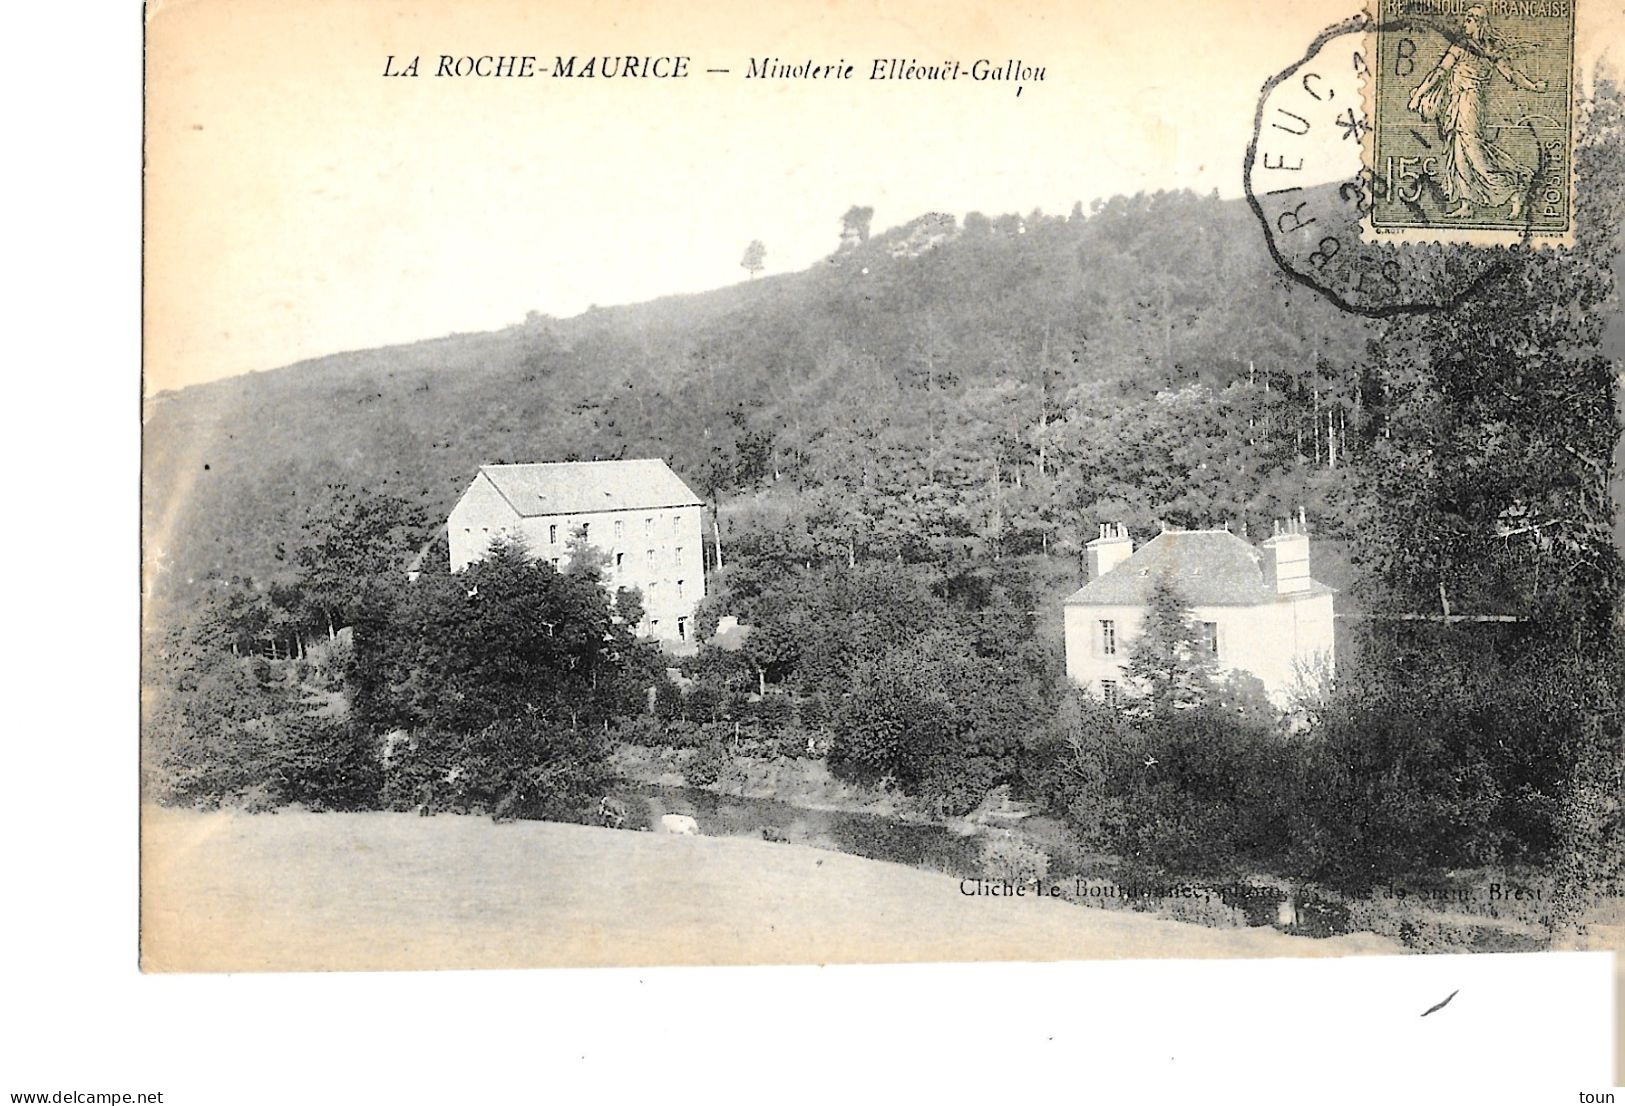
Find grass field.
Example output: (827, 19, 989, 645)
(140, 807, 1401, 972)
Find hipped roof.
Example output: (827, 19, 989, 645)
(1064, 529, 1334, 607)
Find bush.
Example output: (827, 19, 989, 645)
(773, 723, 819, 759)
(663, 718, 704, 749)
(684, 738, 732, 788)
(615, 714, 668, 747)
(267, 714, 383, 811)
(797, 692, 832, 732)
(685, 681, 727, 724)
(652, 678, 685, 722)
(828, 633, 1047, 815)
(979, 834, 1050, 885)
(754, 694, 795, 730)
(383, 718, 611, 823)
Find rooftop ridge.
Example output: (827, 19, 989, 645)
(465, 457, 704, 518)
(1064, 527, 1329, 607)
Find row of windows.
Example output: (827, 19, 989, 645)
(548, 514, 683, 546)
(1098, 619, 1220, 657)
(465, 527, 687, 572)
(546, 553, 687, 600)
(607, 547, 686, 568)
(642, 615, 690, 641)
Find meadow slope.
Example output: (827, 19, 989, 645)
(141, 808, 1399, 971)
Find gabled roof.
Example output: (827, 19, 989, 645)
(1063, 529, 1334, 607)
(475, 459, 704, 518)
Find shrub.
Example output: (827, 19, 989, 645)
(615, 714, 667, 748)
(797, 692, 832, 732)
(828, 633, 1038, 815)
(979, 834, 1050, 885)
(384, 718, 612, 823)
(774, 723, 818, 760)
(267, 714, 383, 811)
(663, 719, 703, 748)
(653, 678, 685, 722)
(754, 694, 795, 730)
(684, 738, 731, 788)
(685, 681, 726, 724)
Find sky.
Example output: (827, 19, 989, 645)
(143, 0, 1620, 395)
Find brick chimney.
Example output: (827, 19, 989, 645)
(1260, 516, 1311, 595)
(1086, 523, 1134, 580)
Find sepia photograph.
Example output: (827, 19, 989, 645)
(134, 0, 1623, 1008)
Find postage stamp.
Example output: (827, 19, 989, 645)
(1364, 0, 1576, 244)
(1244, 15, 1509, 317)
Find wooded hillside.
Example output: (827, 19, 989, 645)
(144, 188, 1382, 607)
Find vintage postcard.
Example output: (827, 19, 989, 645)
(141, 0, 1624, 977)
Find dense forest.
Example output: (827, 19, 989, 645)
(143, 82, 1624, 930)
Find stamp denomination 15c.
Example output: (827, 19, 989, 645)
(1365, 0, 1576, 245)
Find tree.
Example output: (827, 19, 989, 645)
(830, 630, 1039, 814)
(1121, 572, 1217, 717)
(839, 205, 874, 248)
(290, 485, 427, 640)
(563, 524, 608, 580)
(741, 239, 766, 279)
(348, 536, 652, 735)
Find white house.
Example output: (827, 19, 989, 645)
(448, 459, 707, 645)
(1062, 521, 1335, 706)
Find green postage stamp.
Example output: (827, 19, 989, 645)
(1367, 0, 1575, 245)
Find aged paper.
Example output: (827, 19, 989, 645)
(142, 0, 1624, 979)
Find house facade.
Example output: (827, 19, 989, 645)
(1063, 522, 1335, 706)
(448, 459, 707, 645)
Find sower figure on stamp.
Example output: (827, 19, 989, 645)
(1406, 4, 1548, 220)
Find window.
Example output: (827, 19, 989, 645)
(1100, 619, 1116, 656)
(648, 582, 658, 603)
(550, 556, 560, 568)
(1101, 679, 1119, 706)
(1200, 621, 1219, 657)
(614, 520, 624, 539)
(646, 548, 655, 564)
(673, 547, 681, 566)
(581, 522, 590, 542)
(645, 517, 653, 536)
(677, 617, 688, 641)
(549, 524, 558, 545)
(672, 515, 680, 534)
(676, 578, 684, 598)
(614, 551, 625, 571)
